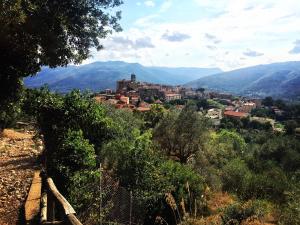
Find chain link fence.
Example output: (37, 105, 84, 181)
(100, 167, 145, 225)
(75, 165, 145, 225)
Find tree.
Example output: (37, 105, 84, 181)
(221, 158, 251, 196)
(262, 96, 274, 107)
(285, 120, 298, 135)
(0, 0, 122, 124)
(143, 104, 166, 129)
(196, 88, 205, 94)
(153, 104, 210, 163)
(206, 130, 247, 168)
(274, 99, 286, 109)
(196, 99, 209, 110)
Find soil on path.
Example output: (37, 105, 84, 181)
(0, 128, 42, 225)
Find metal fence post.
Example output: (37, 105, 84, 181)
(99, 163, 102, 225)
(129, 190, 133, 225)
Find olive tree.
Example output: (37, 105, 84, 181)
(0, 0, 122, 127)
(153, 104, 210, 163)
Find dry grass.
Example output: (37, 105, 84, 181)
(1, 129, 33, 140)
(241, 217, 277, 225)
(187, 191, 278, 225)
(207, 192, 235, 213)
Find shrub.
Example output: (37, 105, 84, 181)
(0, 80, 23, 130)
(243, 168, 288, 202)
(221, 200, 268, 225)
(0, 101, 22, 130)
(22, 86, 63, 119)
(279, 190, 300, 225)
(67, 170, 101, 224)
(50, 129, 96, 192)
(221, 158, 251, 197)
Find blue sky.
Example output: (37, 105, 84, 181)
(84, 0, 300, 71)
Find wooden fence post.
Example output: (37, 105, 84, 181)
(47, 191, 55, 221)
(40, 192, 47, 223)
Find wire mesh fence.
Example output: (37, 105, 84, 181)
(100, 168, 145, 225)
(104, 186, 145, 225)
(75, 165, 145, 225)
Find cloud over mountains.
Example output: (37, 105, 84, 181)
(289, 40, 300, 54)
(243, 49, 264, 57)
(161, 31, 191, 42)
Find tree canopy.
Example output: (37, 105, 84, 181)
(0, 0, 122, 109)
(153, 104, 210, 163)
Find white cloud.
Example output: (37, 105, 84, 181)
(243, 49, 264, 57)
(289, 40, 300, 54)
(86, 0, 300, 70)
(105, 35, 155, 50)
(206, 45, 217, 50)
(161, 31, 191, 42)
(144, 1, 155, 7)
(204, 33, 221, 44)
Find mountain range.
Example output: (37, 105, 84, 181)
(185, 61, 300, 99)
(24, 61, 221, 92)
(24, 61, 300, 99)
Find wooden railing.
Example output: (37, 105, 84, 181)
(41, 178, 83, 225)
(25, 171, 83, 225)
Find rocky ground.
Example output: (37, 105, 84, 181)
(0, 128, 42, 225)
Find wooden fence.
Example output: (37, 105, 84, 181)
(25, 171, 83, 225)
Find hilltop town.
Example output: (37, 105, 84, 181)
(93, 73, 287, 132)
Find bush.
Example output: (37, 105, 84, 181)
(279, 189, 300, 225)
(222, 159, 289, 201)
(50, 129, 97, 192)
(22, 87, 64, 120)
(253, 135, 300, 173)
(243, 168, 288, 202)
(221, 159, 251, 197)
(221, 200, 268, 225)
(0, 80, 24, 130)
(39, 90, 114, 158)
(67, 170, 101, 224)
(0, 101, 22, 130)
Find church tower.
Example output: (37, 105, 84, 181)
(131, 73, 136, 83)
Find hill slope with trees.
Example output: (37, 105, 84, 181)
(15, 88, 300, 224)
(185, 61, 300, 100)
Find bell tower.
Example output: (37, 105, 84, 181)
(131, 73, 136, 83)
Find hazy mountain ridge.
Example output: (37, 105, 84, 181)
(185, 61, 300, 99)
(24, 61, 222, 92)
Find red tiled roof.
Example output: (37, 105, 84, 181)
(224, 111, 247, 118)
(136, 107, 151, 112)
(115, 104, 124, 109)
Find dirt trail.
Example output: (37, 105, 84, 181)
(0, 128, 42, 225)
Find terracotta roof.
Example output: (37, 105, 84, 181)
(136, 107, 151, 112)
(165, 93, 181, 96)
(139, 101, 150, 107)
(224, 111, 247, 118)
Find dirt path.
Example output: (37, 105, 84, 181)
(0, 128, 42, 225)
